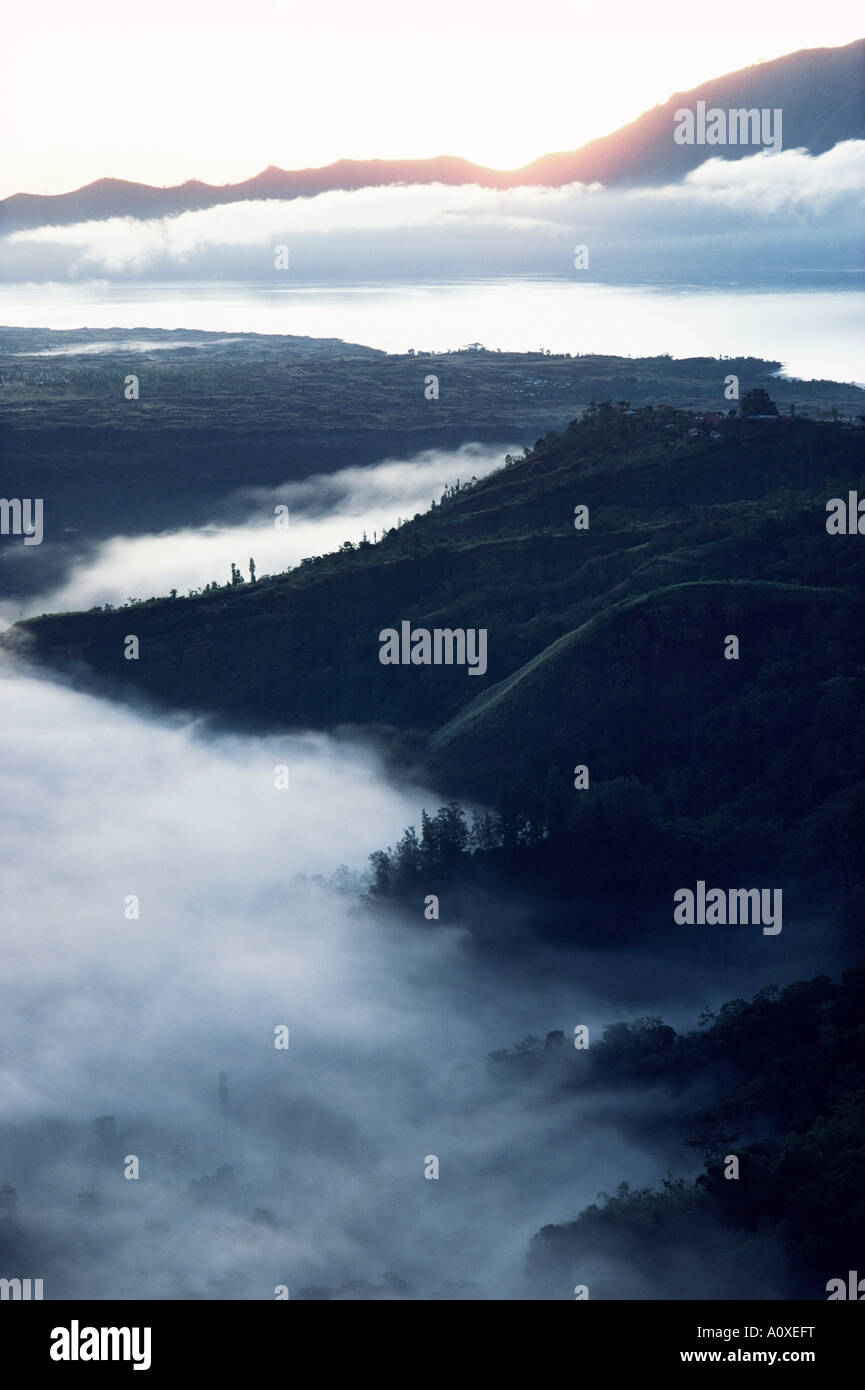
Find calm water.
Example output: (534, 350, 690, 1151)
(1, 277, 863, 383)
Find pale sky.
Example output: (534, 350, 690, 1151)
(2, 0, 862, 198)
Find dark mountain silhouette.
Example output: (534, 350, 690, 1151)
(2, 39, 862, 233)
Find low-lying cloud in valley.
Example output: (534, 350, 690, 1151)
(3, 143, 863, 284)
(0, 658, 723, 1300)
(0, 445, 513, 624)
(0, 640, 833, 1299)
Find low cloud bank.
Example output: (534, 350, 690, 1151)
(2, 659, 788, 1299)
(0, 445, 512, 624)
(3, 144, 863, 282)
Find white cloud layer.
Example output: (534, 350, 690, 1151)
(1, 446, 513, 625)
(4, 143, 863, 280)
(0, 658, 708, 1298)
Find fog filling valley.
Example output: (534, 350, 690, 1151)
(0, 445, 515, 625)
(0, 655, 832, 1300)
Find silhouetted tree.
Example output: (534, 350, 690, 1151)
(740, 387, 779, 417)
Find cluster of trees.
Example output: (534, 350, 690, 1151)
(367, 776, 671, 906)
(516, 958, 865, 1296)
(229, 559, 257, 586)
(368, 802, 473, 896)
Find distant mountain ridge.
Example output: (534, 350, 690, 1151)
(3, 39, 862, 232)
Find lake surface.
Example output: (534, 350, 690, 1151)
(2, 276, 862, 384)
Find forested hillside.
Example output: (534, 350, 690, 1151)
(14, 401, 865, 933)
